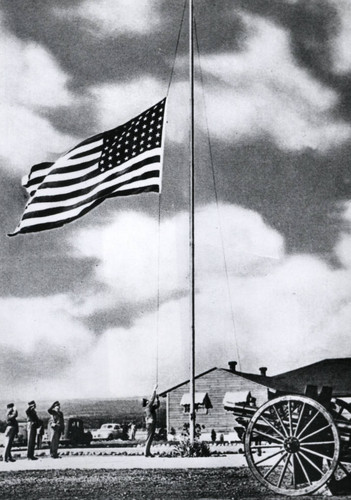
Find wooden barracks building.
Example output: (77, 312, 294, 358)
(159, 361, 275, 439)
(159, 358, 351, 439)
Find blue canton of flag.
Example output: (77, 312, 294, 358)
(9, 98, 166, 236)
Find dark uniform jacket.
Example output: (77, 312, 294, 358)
(26, 407, 41, 427)
(6, 408, 19, 434)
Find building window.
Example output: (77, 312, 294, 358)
(180, 392, 212, 414)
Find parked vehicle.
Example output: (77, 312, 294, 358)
(92, 423, 127, 441)
(60, 417, 92, 446)
(42, 417, 92, 447)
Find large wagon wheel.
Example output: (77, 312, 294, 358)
(244, 395, 340, 496)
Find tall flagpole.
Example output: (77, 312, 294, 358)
(189, 0, 196, 443)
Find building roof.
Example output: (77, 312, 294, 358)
(159, 368, 217, 397)
(159, 367, 275, 397)
(159, 358, 351, 399)
(270, 358, 351, 397)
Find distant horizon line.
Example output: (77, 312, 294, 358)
(0, 396, 146, 403)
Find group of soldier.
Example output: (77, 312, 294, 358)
(3, 385, 160, 462)
(3, 400, 64, 463)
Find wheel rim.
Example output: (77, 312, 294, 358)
(244, 395, 340, 496)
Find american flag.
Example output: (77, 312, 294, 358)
(10, 98, 166, 236)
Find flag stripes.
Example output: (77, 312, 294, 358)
(10, 98, 166, 236)
(22, 161, 161, 217)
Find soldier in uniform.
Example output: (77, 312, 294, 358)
(48, 401, 64, 458)
(142, 384, 159, 457)
(26, 400, 40, 460)
(3, 403, 18, 463)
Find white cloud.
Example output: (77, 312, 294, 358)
(335, 201, 351, 267)
(90, 79, 188, 144)
(0, 294, 90, 354)
(69, 204, 284, 307)
(0, 19, 77, 171)
(65, 201, 351, 395)
(1, 202, 351, 398)
(198, 12, 351, 151)
(0, 294, 95, 400)
(230, 252, 351, 372)
(329, 0, 351, 74)
(0, 39, 72, 109)
(90, 78, 165, 130)
(55, 0, 160, 35)
(0, 103, 74, 170)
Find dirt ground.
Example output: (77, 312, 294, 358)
(0, 467, 350, 500)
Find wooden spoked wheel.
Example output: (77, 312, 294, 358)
(244, 395, 340, 496)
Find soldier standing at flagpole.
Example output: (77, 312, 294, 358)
(26, 400, 40, 460)
(3, 403, 18, 463)
(143, 384, 160, 457)
(48, 401, 64, 458)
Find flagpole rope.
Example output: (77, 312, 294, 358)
(154, 1, 186, 385)
(167, 0, 187, 96)
(194, 18, 242, 371)
(155, 193, 162, 386)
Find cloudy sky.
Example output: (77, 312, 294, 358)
(1, 0, 351, 401)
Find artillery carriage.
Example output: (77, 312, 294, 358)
(225, 384, 351, 496)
